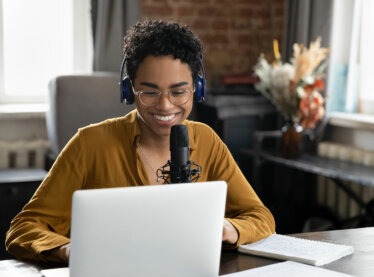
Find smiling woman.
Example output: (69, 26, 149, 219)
(0, 0, 92, 104)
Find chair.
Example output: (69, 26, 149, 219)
(46, 72, 134, 163)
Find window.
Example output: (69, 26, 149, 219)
(327, 0, 374, 115)
(0, 0, 92, 104)
(359, 0, 374, 113)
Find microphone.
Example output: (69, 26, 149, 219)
(170, 124, 191, 183)
(156, 124, 201, 184)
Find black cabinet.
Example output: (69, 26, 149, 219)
(196, 90, 277, 181)
(0, 169, 46, 260)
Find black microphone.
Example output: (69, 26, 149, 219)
(156, 125, 201, 184)
(170, 124, 191, 183)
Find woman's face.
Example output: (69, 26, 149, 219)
(133, 55, 194, 139)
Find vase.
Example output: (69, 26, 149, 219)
(281, 121, 303, 158)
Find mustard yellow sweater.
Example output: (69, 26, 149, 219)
(6, 110, 275, 262)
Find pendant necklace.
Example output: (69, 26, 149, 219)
(138, 143, 160, 183)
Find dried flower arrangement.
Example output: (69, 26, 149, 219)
(254, 38, 329, 129)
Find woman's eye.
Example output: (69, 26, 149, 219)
(142, 91, 159, 96)
(171, 90, 187, 96)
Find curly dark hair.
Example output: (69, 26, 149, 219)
(123, 20, 203, 89)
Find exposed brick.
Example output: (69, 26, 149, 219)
(176, 6, 196, 16)
(142, 5, 174, 16)
(197, 6, 231, 17)
(234, 34, 254, 45)
(188, 19, 211, 30)
(140, 0, 285, 81)
(201, 33, 230, 44)
(210, 19, 230, 30)
(235, 7, 256, 17)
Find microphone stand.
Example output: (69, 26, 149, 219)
(157, 161, 201, 184)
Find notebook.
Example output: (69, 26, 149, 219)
(221, 261, 354, 277)
(238, 234, 354, 266)
(42, 181, 227, 277)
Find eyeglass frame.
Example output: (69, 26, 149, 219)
(132, 84, 195, 106)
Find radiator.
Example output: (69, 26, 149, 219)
(317, 142, 374, 221)
(0, 139, 50, 169)
(316, 177, 371, 221)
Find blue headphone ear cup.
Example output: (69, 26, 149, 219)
(121, 77, 134, 104)
(196, 74, 205, 103)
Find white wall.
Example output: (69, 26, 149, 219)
(0, 112, 48, 142)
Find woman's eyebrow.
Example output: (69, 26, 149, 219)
(139, 81, 190, 89)
(169, 82, 189, 89)
(139, 82, 158, 89)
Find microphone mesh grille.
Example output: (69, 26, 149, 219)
(170, 125, 189, 148)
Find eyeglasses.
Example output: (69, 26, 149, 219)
(133, 88, 194, 106)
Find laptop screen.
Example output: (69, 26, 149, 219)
(69, 181, 227, 277)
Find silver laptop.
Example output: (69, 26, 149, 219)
(67, 181, 227, 277)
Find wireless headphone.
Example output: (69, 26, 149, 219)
(119, 56, 206, 105)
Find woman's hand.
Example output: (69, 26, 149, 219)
(44, 243, 70, 263)
(222, 219, 239, 245)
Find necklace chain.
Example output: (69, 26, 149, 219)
(138, 143, 160, 183)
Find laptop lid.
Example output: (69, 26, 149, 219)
(69, 181, 227, 277)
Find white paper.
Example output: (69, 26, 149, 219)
(222, 261, 353, 277)
(0, 260, 41, 277)
(40, 267, 69, 277)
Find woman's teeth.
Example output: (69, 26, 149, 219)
(154, 114, 175, 121)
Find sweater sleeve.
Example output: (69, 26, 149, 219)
(5, 131, 87, 262)
(195, 124, 275, 246)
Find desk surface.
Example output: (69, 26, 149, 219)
(220, 227, 374, 276)
(1, 227, 373, 276)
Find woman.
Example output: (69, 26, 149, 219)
(6, 20, 275, 264)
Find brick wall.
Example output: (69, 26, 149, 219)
(140, 0, 285, 87)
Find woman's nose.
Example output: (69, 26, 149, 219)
(156, 92, 174, 109)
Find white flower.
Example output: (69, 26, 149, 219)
(269, 64, 294, 91)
